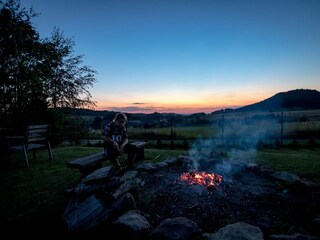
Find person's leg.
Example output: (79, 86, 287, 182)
(127, 153, 137, 168)
(104, 146, 122, 170)
(124, 144, 137, 168)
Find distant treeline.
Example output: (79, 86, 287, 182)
(57, 107, 320, 130)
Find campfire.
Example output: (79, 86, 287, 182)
(180, 170, 223, 190)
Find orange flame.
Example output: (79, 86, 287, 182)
(180, 171, 223, 189)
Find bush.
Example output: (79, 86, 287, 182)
(156, 139, 162, 149)
(274, 140, 282, 149)
(288, 140, 299, 150)
(308, 138, 317, 150)
(170, 140, 175, 150)
(183, 139, 189, 150)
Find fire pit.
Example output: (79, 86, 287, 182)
(134, 157, 320, 236)
(63, 155, 320, 239)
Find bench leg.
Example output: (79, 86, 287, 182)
(137, 148, 145, 160)
(47, 142, 53, 161)
(23, 147, 29, 167)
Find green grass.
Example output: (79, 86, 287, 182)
(0, 145, 319, 236)
(114, 126, 220, 139)
(144, 148, 188, 162)
(228, 148, 320, 183)
(0, 146, 102, 234)
(0, 146, 187, 234)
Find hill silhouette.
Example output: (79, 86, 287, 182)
(231, 89, 320, 113)
(61, 89, 320, 118)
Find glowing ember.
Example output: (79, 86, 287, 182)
(180, 171, 223, 189)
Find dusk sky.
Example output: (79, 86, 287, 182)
(21, 0, 320, 114)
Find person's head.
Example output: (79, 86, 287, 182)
(113, 112, 127, 127)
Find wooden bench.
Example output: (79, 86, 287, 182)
(67, 141, 148, 177)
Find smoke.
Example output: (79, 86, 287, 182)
(218, 113, 282, 150)
(188, 137, 218, 169)
(185, 113, 282, 176)
(214, 161, 233, 175)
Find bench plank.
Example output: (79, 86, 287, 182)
(67, 152, 106, 170)
(126, 141, 148, 150)
(67, 141, 147, 177)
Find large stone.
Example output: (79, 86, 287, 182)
(150, 217, 201, 240)
(112, 210, 151, 240)
(206, 222, 263, 240)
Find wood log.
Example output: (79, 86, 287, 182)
(64, 179, 121, 197)
(62, 195, 105, 232)
(112, 181, 138, 199)
(89, 192, 137, 229)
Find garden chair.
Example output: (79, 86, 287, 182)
(5, 124, 53, 167)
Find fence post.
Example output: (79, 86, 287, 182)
(221, 114, 224, 147)
(170, 116, 174, 150)
(280, 112, 284, 146)
(170, 117, 173, 137)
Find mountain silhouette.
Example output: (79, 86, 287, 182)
(233, 89, 320, 112)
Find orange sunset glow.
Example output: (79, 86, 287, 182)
(94, 90, 273, 114)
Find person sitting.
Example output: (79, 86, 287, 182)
(101, 112, 136, 173)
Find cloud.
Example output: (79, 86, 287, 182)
(100, 104, 220, 114)
(132, 102, 146, 105)
(109, 106, 154, 112)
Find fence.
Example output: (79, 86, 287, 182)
(128, 110, 320, 150)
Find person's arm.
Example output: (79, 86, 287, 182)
(105, 136, 118, 146)
(121, 137, 128, 146)
(101, 126, 119, 149)
(119, 127, 129, 153)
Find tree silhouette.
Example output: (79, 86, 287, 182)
(42, 27, 97, 109)
(0, 0, 97, 129)
(0, 0, 45, 127)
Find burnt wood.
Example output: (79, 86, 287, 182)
(67, 141, 148, 177)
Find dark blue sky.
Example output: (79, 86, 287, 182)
(21, 0, 320, 113)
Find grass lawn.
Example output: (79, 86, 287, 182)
(0, 145, 187, 236)
(227, 148, 320, 183)
(0, 145, 319, 236)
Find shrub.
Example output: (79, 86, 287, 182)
(308, 138, 317, 150)
(170, 140, 175, 150)
(288, 140, 299, 150)
(183, 139, 189, 150)
(156, 139, 162, 149)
